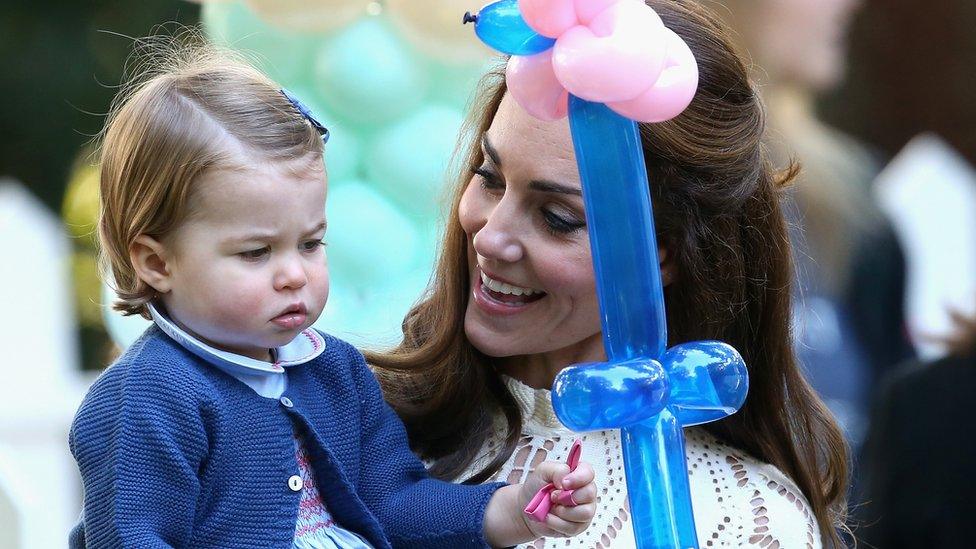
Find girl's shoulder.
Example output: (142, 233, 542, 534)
(685, 428, 823, 548)
(92, 325, 212, 399)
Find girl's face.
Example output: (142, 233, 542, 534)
(459, 95, 603, 364)
(158, 156, 330, 361)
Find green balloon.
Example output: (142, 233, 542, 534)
(326, 180, 421, 284)
(425, 57, 498, 110)
(366, 105, 464, 216)
(287, 86, 362, 181)
(101, 281, 151, 350)
(314, 18, 427, 126)
(314, 268, 431, 349)
(202, 1, 317, 86)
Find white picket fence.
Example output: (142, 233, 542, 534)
(0, 180, 93, 549)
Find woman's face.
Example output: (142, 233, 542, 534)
(459, 95, 603, 362)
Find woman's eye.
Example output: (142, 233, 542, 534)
(239, 247, 270, 261)
(542, 209, 586, 235)
(302, 239, 326, 252)
(472, 166, 504, 192)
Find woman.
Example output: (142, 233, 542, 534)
(369, 1, 849, 546)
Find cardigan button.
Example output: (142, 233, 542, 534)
(288, 475, 304, 492)
(280, 396, 294, 408)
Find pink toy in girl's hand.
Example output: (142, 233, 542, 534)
(506, 0, 699, 122)
(523, 439, 583, 522)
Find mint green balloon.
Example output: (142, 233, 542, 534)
(326, 180, 421, 284)
(425, 57, 498, 110)
(202, 1, 317, 86)
(314, 18, 427, 126)
(102, 281, 151, 349)
(314, 268, 431, 348)
(286, 86, 362, 181)
(366, 105, 464, 215)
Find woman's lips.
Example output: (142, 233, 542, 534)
(472, 274, 544, 316)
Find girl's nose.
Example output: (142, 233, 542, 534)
(274, 254, 308, 291)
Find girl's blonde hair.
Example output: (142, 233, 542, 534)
(97, 32, 325, 319)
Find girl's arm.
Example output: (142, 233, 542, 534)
(69, 358, 208, 548)
(346, 343, 596, 548)
(347, 344, 503, 548)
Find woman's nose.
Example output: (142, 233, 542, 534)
(472, 206, 524, 263)
(274, 254, 308, 291)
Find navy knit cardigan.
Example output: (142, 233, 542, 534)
(69, 325, 504, 548)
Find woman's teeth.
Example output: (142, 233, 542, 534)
(481, 271, 543, 297)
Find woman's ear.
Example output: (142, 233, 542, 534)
(129, 235, 174, 294)
(659, 246, 676, 286)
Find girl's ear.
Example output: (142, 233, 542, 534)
(129, 235, 174, 294)
(659, 246, 676, 286)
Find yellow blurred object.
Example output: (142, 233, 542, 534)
(62, 160, 99, 243)
(386, 0, 490, 64)
(62, 157, 104, 329)
(246, 0, 369, 33)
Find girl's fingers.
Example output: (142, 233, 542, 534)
(561, 461, 594, 490)
(550, 502, 597, 525)
(543, 512, 590, 536)
(551, 482, 597, 506)
(535, 461, 572, 486)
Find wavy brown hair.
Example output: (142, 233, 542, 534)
(367, 0, 849, 543)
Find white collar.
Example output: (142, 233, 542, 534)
(149, 303, 327, 378)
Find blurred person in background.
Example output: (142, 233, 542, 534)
(711, 0, 915, 459)
(825, 1, 976, 545)
(855, 313, 976, 546)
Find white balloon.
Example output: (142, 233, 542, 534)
(386, 0, 491, 64)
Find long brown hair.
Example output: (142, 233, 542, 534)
(368, 0, 849, 543)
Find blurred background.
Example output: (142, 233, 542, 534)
(1, 0, 973, 546)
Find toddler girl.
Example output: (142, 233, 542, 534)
(69, 42, 596, 549)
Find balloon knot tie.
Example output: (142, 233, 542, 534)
(462, 11, 478, 25)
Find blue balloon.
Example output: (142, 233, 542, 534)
(473, 0, 555, 56)
(548, 97, 750, 549)
(467, 8, 748, 546)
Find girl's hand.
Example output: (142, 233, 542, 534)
(520, 459, 598, 538)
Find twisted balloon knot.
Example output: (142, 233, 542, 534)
(506, 0, 699, 122)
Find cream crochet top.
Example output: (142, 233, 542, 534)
(456, 376, 823, 549)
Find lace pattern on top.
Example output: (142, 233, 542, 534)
(452, 376, 822, 549)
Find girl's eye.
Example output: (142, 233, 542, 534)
(239, 247, 270, 261)
(302, 239, 326, 252)
(472, 166, 504, 193)
(542, 209, 586, 235)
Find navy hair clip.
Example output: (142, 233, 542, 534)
(281, 88, 330, 144)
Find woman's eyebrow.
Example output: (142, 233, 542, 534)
(482, 136, 502, 167)
(529, 179, 582, 196)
